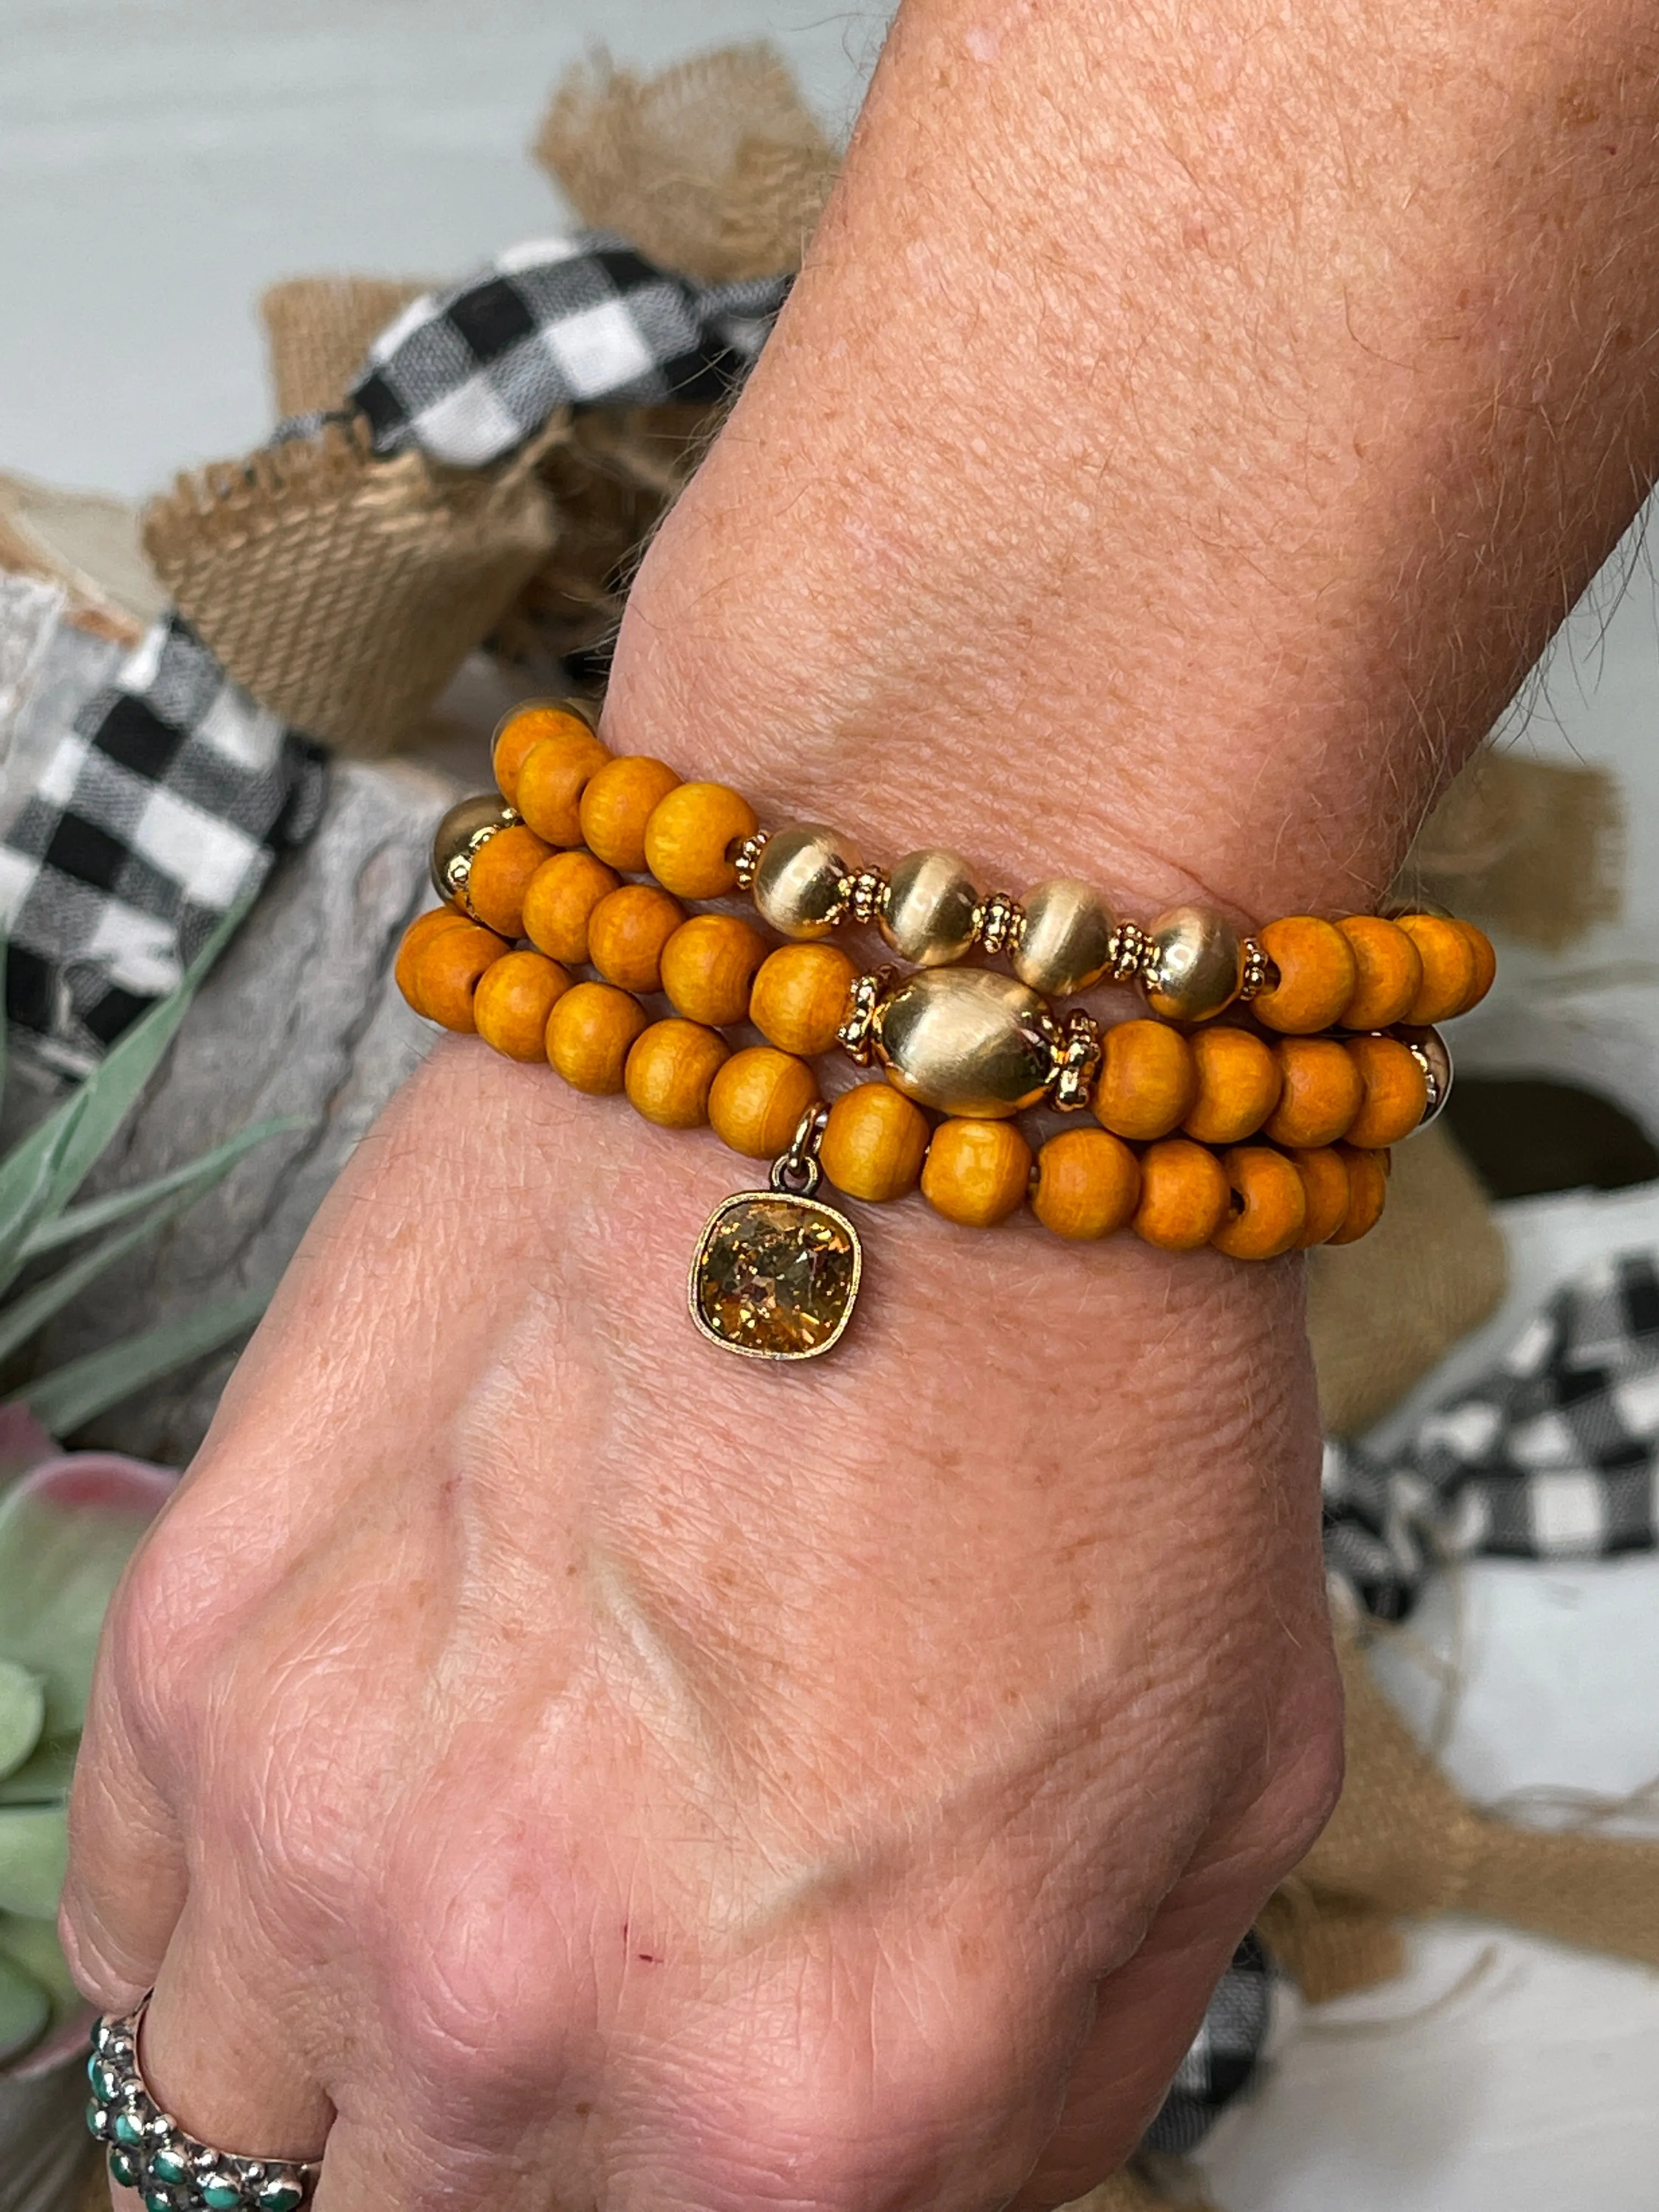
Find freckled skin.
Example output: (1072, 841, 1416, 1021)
(65, 0, 1659, 2204)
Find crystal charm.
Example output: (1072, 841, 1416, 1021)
(690, 1195, 861, 1359)
(690, 1108, 861, 1360)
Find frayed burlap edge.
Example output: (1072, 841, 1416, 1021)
(535, 43, 839, 283)
(142, 417, 562, 756)
(260, 276, 435, 420)
(1306, 1123, 1508, 1440)
(1400, 746, 1624, 951)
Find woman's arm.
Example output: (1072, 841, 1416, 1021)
(65, 3, 1659, 2208)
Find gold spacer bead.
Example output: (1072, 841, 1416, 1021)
(974, 891, 1026, 959)
(1050, 1009, 1103, 1111)
(1106, 919, 1151, 984)
(845, 868, 890, 928)
(836, 969, 890, 1065)
(1238, 936, 1278, 1001)
(731, 829, 770, 890)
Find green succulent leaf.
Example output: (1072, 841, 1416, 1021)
(0, 1662, 44, 1783)
(0, 1943, 49, 2063)
(0, 1738, 76, 1807)
(0, 1908, 83, 2029)
(21, 1114, 308, 1259)
(0, 1177, 235, 1376)
(18, 1284, 272, 1440)
(0, 1804, 67, 1918)
(0, 1468, 170, 1737)
(0, 900, 251, 1268)
(0, 1094, 90, 1303)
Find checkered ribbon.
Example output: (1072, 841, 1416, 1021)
(349, 235, 789, 469)
(1, 234, 789, 1065)
(1165, 1249, 1659, 2149)
(0, 618, 325, 1073)
(1144, 1930, 1281, 2155)
(1323, 1249, 1659, 1620)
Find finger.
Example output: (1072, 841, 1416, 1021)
(139, 1897, 335, 2162)
(61, 1673, 188, 2011)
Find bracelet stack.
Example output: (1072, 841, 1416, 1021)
(395, 699, 1495, 1362)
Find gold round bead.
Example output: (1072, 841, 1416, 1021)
(879, 849, 983, 967)
(1143, 904, 1245, 1024)
(1397, 1024, 1453, 1130)
(871, 967, 1058, 1118)
(1011, 877, 1117, 997)
(430, 792, 518, 911)
(752, 823, 862, 940)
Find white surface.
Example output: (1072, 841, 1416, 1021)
(6, 9, 1659, 2207)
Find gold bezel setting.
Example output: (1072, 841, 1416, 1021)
(687, 1189, 863, 1362)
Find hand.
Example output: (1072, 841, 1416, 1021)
(63, 1042, 1338, 2210)
(62, 0, 1659, 2199)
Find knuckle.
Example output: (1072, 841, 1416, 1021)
(681, 1992, 1029, 2211)
(55, 1885, 145, 2010)
(383, 1909, 567, 2124)
(1249, 1646, 1347, 1874)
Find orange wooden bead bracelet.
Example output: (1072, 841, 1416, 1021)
(397, 698, 1495, 1361)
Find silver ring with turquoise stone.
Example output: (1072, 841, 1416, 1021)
(84, 2003, 320, 2212)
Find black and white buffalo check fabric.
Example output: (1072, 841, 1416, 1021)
(0, 618, 324, 1073)
(1143, 1931, 1282, 2154)
(2, 233, 788, 1064)
(1322, 1249, 1659, 1620)
(349, 235, 790, 469)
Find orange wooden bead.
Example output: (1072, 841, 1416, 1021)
(586, 884, 686, 995)
(1265, 1036, 1364, 1148)
(642, 781, 759, 900)
(1252, 917, 1360, 1034)
(463, 823, 554, 938)
(1397, 913, 1478, 1025)
(660, 913, 770, 1027)
(472, 949, 572, 1062)
(545, 981, 650, 1094)
(624, 1018, 730, 1130)
(410, 922, 509, 1033)
(921, 1117, 1032, 1227)
(394, 907, 471, 1014)
(514, 728, 612, 847)
(1132, 1137, 1230, 1250)
(1326, 1144, 1390, 1244)
(707, 1046, 820, 1159)
(1344, 1034, 1429, 1147)
(1212, 1145, 1308, 1260)
(1031, 1127, 1141, 1241)
(1288, 1146, 1352, 1247)
(1336, 915, 1423, 1030)
(1092, 1019, 1197, 1140)
(820, 1083, 932, 1203)
(749, 943, 856, 1056)
(1454, 921, 1497, 1013)
(578, 754, 683, 872)
(521, 849, 620, 965)
(492, 699, 598, 807)
(1183, 1026, 1283, 1144)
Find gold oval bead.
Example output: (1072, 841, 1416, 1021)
(752, 823, 862, 940)
(1143, 904, 1244, 1023)
(872, 968, 1058, 1117)
(430, 793, 517, 910)
(1011, 877, 1116, 997)
(879, 848, 982, 967)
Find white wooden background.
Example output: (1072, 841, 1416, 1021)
(4, 5, 1657, 2205)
